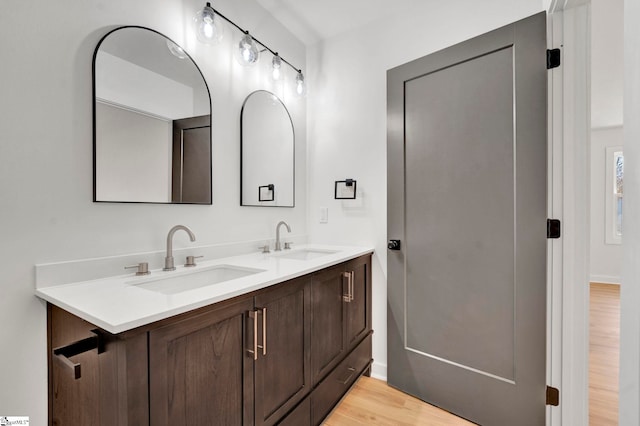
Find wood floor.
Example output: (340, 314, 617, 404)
(589, 283, 620, 426)
(324, 284, 620, 425)
(323, 376, 472, 426)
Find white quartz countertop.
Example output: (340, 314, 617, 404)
(36, 244, 373, 334)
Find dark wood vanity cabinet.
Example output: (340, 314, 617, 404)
(148, 276, 312, 426)
(48, 305, 150, 425)
(308, 256, 372, 425)
(311, 255, 371, 383)
(148, 297, 256, 425)
(344, 256, 371, 347)
(49, 306, 103, 426)
(48, 254, 372, 426)
(253, 276, 311, 426)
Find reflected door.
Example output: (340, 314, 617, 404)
(387, 13, 547, 425)
(172, 115, 211, 204)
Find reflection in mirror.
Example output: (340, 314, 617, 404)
(241, 91, 295, 207)
(93, 26, 212, 204)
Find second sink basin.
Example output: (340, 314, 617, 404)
(128, 264, 265, 295)
(273, 248, 339, 261)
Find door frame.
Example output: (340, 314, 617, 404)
(546, 1, 591, 425)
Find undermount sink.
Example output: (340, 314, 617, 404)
(273, 248, 339, 261)
(128, 264, 265, 295)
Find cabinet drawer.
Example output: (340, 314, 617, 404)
(311, 333, 372, 425)
(278, 397, 311, 426)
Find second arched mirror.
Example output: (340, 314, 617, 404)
(241, 91, 295, 207)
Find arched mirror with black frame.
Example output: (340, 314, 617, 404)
(93, 26, 212, 204)
(240, 90, 295, 207)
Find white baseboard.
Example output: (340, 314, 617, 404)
(590, 274, 621, 285)
(370, 361, 387, 381)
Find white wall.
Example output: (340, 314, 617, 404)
(0, 0, 306, 423)
(590, 127, 623, 283)
(588, 0, 624, 285)
(96, 51, 198, 119)
(95, 102, 173, 202)
(306, 0, 545, 379)
(620, 0, 640, 422)
(591, 0, 624, 128)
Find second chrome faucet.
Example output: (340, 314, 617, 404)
(164, 225, 196, 271)
(275, 221, 291, 251)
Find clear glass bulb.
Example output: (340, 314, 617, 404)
(272, 54, 282, 80)
(235, 32, 260, 66)
(296, 71, 306, 96)
(194, 2, 223, 45)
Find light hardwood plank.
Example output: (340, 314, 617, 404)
(589, 283, 620, 426)
(323, 376, 473, 426)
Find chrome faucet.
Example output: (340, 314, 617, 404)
(163, 225, 196, 271)
(275, 221, 291, 251)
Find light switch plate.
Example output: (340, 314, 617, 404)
(320, 207, 328, 223)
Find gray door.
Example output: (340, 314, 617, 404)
(387, 13, 547, 425)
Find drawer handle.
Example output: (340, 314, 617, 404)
(247, 310, 258, 360)
(257, 307, 267, 356)
(342, 271, 354, 302)
(52, 331, 103, 380)
(337, 367, 356, 385)
(349, 271, 355, 302)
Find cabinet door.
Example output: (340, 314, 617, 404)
(310, 264, 348, 383)
(149, 297, 255, 426)
(345, 255, 372, 347)
(49, 304, 103, 426)
(254, 277, 311, 426)
(49, 304, 152, 426)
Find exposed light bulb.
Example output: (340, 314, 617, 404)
(272, 54, 282, 81)
(235, 31, 259, 66)
(166, 40, 187, 59)
(194, 2, 223, 45)
(295, 71, 306, 96)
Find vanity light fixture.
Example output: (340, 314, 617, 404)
(272, 54, 282, 80)
(235, 31, 260, 66)
(295, 70, 306, 96)
(194, 2, 224, 44)
(194, 2, 306, 96)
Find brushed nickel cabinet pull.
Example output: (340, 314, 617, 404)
(349, 271, 355, 301)
(262, 307, 267, 356)
(257, 307, 267, 356)
(247, 310, 258, 360)
(337, 367, 356, 385)
(342, 271, 351, 302)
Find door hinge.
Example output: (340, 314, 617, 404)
(546, 386, 560, 406)
(547, 219, 561, 239)
(547, 48, 561, 69)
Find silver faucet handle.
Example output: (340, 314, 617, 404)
(259, 245, 271, 254)
(125, 262, 150, 276)
(185, 255, 203, 267)
(284, 242, 292, 250)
